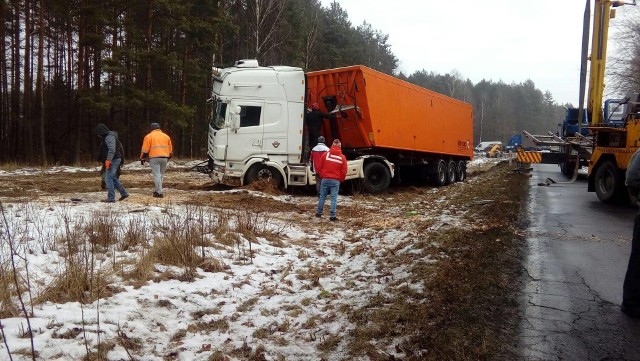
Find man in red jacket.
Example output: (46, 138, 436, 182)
(315, 139, 347, 221)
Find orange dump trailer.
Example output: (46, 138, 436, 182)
(306, 65, 474, 185)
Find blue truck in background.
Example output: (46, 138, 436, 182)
(562, 99, 626, 137)
(504, 134, 523, 153)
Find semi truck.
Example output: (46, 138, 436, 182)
(205, 60, 474, 193)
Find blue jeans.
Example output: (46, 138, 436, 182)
(149, 157, 168, 194)
(104, 158, 127, 201)
(316, 178, 340, 218)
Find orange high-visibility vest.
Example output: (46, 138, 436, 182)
(140, 129, 173, 158)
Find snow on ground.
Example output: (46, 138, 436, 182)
(0, 157, 501, 360)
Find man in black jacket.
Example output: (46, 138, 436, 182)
(305, 103, 334, 152)
(96, 123, 129, 203)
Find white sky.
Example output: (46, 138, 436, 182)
(320, 0, 637, 106)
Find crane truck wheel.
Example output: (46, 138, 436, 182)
(456, 160, 467, 182)
(430, 159, 447, 187)
(446, 160, 457, 184)
(363, 162, 391, 193)
(594, 160, 623, 203)
(245, 165, 283, 190)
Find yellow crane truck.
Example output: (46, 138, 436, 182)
(586, 0, 640, 202)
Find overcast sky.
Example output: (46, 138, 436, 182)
(319, 0, 636, 106)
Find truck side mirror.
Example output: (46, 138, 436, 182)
(230, 105, 241, 129)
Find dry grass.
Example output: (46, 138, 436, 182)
(0, 263, 20, 318)
(34, 260, 115, 304)
(345, 162, 528, 360)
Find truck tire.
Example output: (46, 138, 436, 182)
(431, 159, 447, 187)
(363, 162, 391, 193)
(594, 160, 622, 203)
(560, 162, 575, 177)
(446, 160, 457, 184)
(456, 160, 467, 182)
(245, 165, 283, 189)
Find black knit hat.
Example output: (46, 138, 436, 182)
(96, 123, 109, 137)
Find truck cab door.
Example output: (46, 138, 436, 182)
(226, 101, 265, 161)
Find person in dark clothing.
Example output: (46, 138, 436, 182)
(96, 123, 129, 203)
(305, 103, 334, 151)
(623, 148, 640, 318)
(99, 138, 124, 189)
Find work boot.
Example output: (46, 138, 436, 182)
(153, 191, 163, 198)
(119, 194, 129, 201)
(330, 217, 337, 222)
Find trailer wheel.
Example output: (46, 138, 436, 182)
(594, 160, 622, 203)
(431, 159, 447, 187)
(456, 160, 467, 182)
(363, 162, 391, 193)
(245, 165, 283, 189)
(446, 160, 457, 184)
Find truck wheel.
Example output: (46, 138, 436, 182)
(245, 165, 283, 189)
(363, 162, 391, 193)
(594, 160, 622, 203)
(431, 159, 447, 187)
(446, 160, 457, 184)
(456, 160, 467, 182)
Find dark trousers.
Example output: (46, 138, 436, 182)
(623, 211, 640, 310)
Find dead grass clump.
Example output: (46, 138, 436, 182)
(82, 341, 115, 361)
(191, 308, 221, 319)
(188, 318, 230, 334)
(85, 211, 119, 249)
(317, 333, 341, 353)
(51, 327, 82, 339)
(117, 330, 143, 351)
(35, 260, 115, 304)
(121, 251, 155, 287)
(229, 342, 268, 361)
(150, 236, 199, 269)
(120, 216, 150, 251)
(237, 297, 259, 313)
(0, 263, 19, 318)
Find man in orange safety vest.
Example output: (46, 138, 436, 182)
(140, 122, 173, 198)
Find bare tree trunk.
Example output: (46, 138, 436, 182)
(23, 0, 33, 162)
(181, 38, 189, 156)
(12, 0, 21, 162)
(0, 0, 7, 160)
(250, 0, 286, 61)
(144, 0, 154, 124)
(37, 0, 46, 165)
(304, 12, 319, 68)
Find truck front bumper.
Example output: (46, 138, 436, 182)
(211, 164, 243, 187)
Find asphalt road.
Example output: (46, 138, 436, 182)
(519, 163, 640, 360)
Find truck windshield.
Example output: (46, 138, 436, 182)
(212, 101, 227, 130)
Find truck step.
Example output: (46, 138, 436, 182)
(288, 165, 308, 186)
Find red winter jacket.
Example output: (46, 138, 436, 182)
(317, 145, 347, 182)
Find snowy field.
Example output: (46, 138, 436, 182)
(0, 157, 503, 361)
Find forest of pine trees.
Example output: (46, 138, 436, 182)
(1, 0, 572, 165)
